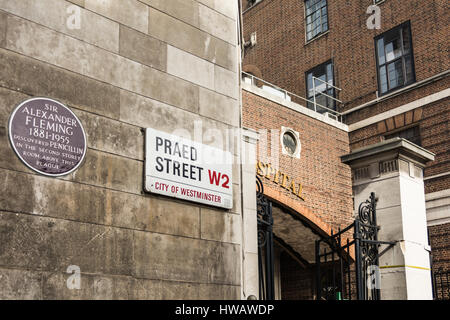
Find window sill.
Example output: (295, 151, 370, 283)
(378, 81, 416, 98)
(304, 30, 330, 46)
(341, 69, 449, 116)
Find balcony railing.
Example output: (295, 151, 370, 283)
(242, 72, 343, 122)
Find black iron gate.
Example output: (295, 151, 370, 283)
(315, 193, 396, 300)
(432, 268, 450, 300)
(256, 177, 275, 300)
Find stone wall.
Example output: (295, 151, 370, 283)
(0, 0, 242, 299)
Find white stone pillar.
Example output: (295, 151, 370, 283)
(342, 138, 435, 300)
(240, 127, 259, 299)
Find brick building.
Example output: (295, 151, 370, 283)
(0, 0, 245, 300)
(0, 0, 445, 301)
(241, 0, 449, 299)
(242, 81, 353, 299)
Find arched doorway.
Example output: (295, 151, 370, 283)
(256, 177, 347, 300)
(257, 181, 394, 300)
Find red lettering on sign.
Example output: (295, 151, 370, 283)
(208, 170, 221, 186)
(208, 170, 230, 189)
(221, 174, 230, 189)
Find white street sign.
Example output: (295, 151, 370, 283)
(145, 128, 233, 209)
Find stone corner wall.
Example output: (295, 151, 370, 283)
(0, 0, 242, 300)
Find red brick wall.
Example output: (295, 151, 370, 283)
(241, 0, 449, 194)
(349, 98, 450, 193)
(429, 223, 450, 272)
(280, 251, 314, 300)
(243, 0, 449, 298)
(429, 222, 450, 299)
(279, 251, 357, 300)
(242, 0, 449, 112)
(242, 90, 354, 231)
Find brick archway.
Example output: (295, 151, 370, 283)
(262, 185, 334, 238)
(262, 184, 355, 260)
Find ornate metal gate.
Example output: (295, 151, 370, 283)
(315, 193, 396, 300)
(256, 177, 275, 300)
(432, 268, 450, 300)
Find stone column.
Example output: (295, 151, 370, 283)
(342, 138, 435, 300)
(240, 127, 259, 299)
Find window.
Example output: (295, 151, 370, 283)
(375, 22, 415, 95)
(281, 127, 301, 158)
(283, 131, 298, 155)
(305, 0, 329, 41)
(385, 126, 421, 146)
(306, 60, 335, 113)
(247, 0, 263, 9)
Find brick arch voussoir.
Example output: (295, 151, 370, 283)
(262, 185, 355, 260)
(263, 185, 334, 238)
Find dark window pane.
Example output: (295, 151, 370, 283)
(307, 73, 314, 97)
(404, 54, 414, 84)
(402, 26, 411, 54)
(316, 95, 327, 112)
(315, 74, 327, 93)
(379, 66, 388, 93)
(326, 63, 333, 84)
(283, 132, 297, 155)
(377, 38, 385, 65)
(327, 88, 335, 108)
(306, 60, 335, 112)
(385, 37, 402, 62)
(387, 60, 404, 90)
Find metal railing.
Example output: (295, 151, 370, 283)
(312, 76, 343, 111)
(242, 72, 343, 122)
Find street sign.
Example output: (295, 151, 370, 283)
(145, 128, 233, 209)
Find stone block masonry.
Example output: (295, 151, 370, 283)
(0, 0, 242, 299)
